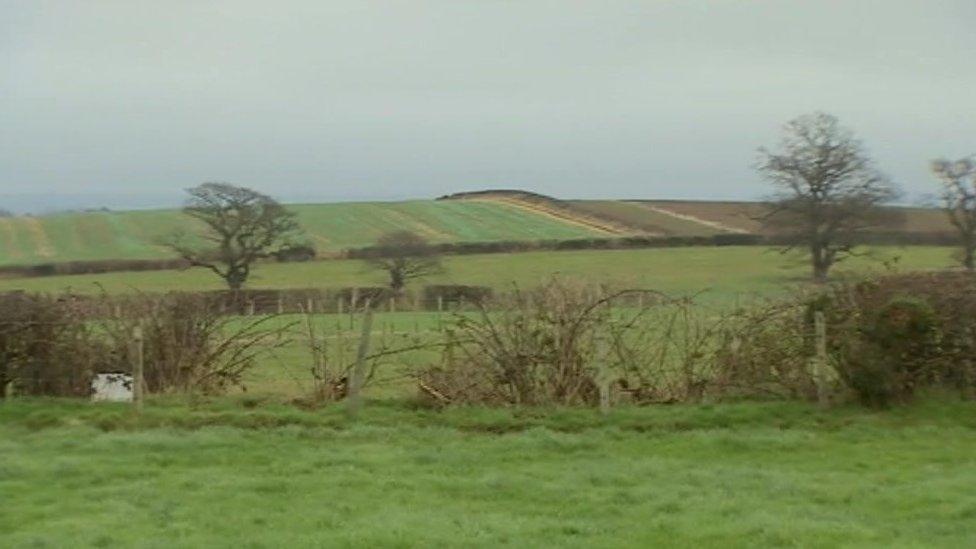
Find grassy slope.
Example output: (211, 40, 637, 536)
(0, 201, 603, 266)
(1, 398, 975, 547)
(0, 245, 958, 300)
(1, 198, 955, 267)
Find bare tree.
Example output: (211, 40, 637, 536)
(165, 183, 303, 291)
(756, 113, 901, 282)
(931, 157, 976, 271)
(367, 231, 443, 293)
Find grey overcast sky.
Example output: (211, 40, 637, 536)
(1, 1, 974, 212)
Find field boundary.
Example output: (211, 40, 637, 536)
(0, 230, 962, 281)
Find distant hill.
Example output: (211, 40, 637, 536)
(0, 192, 957, 268)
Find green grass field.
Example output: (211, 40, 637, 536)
(0, 245, 959, 302)
(0, 200, 604, 266)
(2, 397, 975, 547)
(2, 240, 970, 547)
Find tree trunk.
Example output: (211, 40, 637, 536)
(811, 244, 830, 283)
(226, 268, 246, 293)
(390, 270, 405, 294)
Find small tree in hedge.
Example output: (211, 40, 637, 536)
(931, 157, 976, 271)
(367, 231, 443, 294)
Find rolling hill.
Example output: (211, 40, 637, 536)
(0, 200, 605, 266)
(0, 191, 957, 268)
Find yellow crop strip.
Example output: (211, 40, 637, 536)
(22, 216, 56, 258)
(0, 217, 24, 261)
(379, 207, 453, 241)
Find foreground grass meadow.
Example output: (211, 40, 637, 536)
(2, 398, 975, 547)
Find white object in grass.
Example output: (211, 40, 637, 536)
(91, 373, 133, 402)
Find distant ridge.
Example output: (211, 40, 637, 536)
(0, 190, 957, 275)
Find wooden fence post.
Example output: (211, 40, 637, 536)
(597, 336, 612, 415)
(348, 292, 356, 329)
(346, 301, 374, 420)
(133, 325, 145, 413)
(813, 311, 829, 408)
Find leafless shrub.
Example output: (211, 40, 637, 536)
(710, 300, 817, 400)
(417, 278, 687, 407)
(298, 303, 431, 404)
(101, 292, 292, 394)
(608, 298, 728, 404)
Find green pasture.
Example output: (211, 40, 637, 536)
(0, 245, 959, 302)
(0, 200, 602, 266)
(2, 397, 975, 547)
(2, 241, 971, 548)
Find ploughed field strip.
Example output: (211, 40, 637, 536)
(567, 200, 727, 236)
